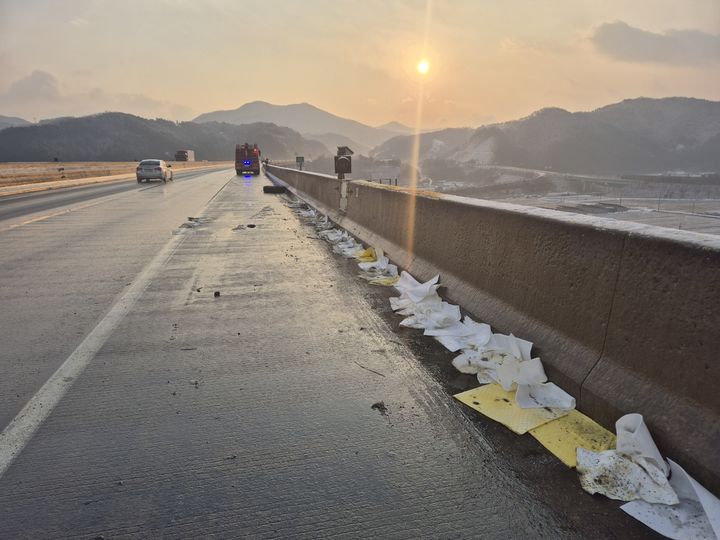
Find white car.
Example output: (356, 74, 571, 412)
(136, 159, 173, 183)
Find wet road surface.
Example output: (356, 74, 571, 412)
(0, 170, 658, 538)
(0, 168, 218, 225)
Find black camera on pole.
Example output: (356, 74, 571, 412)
(334, 146, 353, 179)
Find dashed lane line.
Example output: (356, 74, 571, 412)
(0, 175, 234, 478)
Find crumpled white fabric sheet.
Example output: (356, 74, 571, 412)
(353, 248, 397, 282)
(302, 212, 396, 280)
(359, 261, 398, 280)
(492, 333, 533, 363)
(394, 271, 422, 292)
(318, 228, 348, 244)
(622, 459, 720, 540)
(451, 349, 485, 373)
(425, 316, 492, 352)
(456, 353, 573, 413)
(577, 447, 679, 505)
(311, 219, 390, 271)
(390, 273, 461, 331)
(315, 215, 334, 231)
(400, 301, 461, 330)
(389, 272, 574, 411)
(307, 215, 364, 257)
(617, 413, 670, 480)
(460, 334, 537, 386)
(285, 199, 305, 209)
(333, 239, 364, 258)
(448, 332, 558, 399)
(297, 207, 317, 218)
(392, 272, 440, 302)
(469, 343, 574, 411)
(358, 249, 389, 271)
(390, 281, 441, 314)
(452, 350, 501, 384)
(576, 414, 678, 505)
(495, 354, 546, 390)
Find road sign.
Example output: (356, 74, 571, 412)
(334, 155, 351, 174)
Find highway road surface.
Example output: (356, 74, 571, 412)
(0, 169, 658, 538)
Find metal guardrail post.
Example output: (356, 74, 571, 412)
(340, 180, 348, 212)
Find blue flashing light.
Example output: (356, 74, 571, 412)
(243, 160, 251, 165)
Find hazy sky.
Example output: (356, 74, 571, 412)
(1, 0, 719, 128)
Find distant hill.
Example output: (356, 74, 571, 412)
(591, 97, 720, 147)
(38, 116, 76, 125)
(377, 121, 414, 135)
(370, 97, 720, 175)
(370, 128, 475, 161)
(305, 132, 369, 156)
(0, 112, 328, 161)
(0, 115, 31, 131)
(194, 101, 398, 149)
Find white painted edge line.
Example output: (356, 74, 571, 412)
(0, 224, 186, 478)
(0, 172, 236, 476)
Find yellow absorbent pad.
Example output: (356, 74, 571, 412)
(529, 409, 616, 468)
(454, 384, 570, 435)
(356, 247, 377, 263)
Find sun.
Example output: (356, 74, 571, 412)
(417, 58, 430, 75)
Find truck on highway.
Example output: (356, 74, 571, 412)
(235, 143, 261, 175)
(174, 149, 195, 161)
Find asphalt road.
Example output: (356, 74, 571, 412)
(0, 168, 218, 224)
(0, 169, 235, 427)
(0, 169, 658, 538)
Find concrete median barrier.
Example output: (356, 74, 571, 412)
(266, 165, 720, 493)
(581, 232, 720, 496)
(267, 167, 340, 211)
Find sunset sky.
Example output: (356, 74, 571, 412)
(1, 0, 719, 128)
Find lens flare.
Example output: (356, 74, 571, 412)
(405, 0, 433, 262)
(417, 58, 430, 75)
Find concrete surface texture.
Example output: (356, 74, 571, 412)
(266, 164, 720, 496)
(0, 170, 659, 538)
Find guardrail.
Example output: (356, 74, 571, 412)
(265, 164, 720, 494)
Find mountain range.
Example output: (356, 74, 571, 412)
(0, 113, 327, 162)
(1, 97, 718, 174)
(0, 115, 31, 131)
(194, 101, 408, 149)
(372, 97, 720, 174)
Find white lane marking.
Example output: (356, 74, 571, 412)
(0, 172, 235, 477)
(0, 227, 186, 477)
(0, 168, 231, 232)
